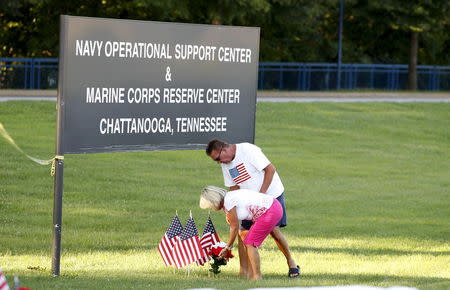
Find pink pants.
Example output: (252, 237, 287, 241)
(243, 199, 283, 247)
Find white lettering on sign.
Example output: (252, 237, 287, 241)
(74, 40, 254, 63)
(75, 40, 103, 56)
(99, 118, 173, 134)
(218, 47, 251, 63)
(86, 87, 125, 103)
(175, 117, 227, 133)
(162, 88, 205, 104)
(206, 88, 240, 103)
(127, 88, 161, 104)
(174, 44, 217, 61)
(104, 41, 172, 59)
(85, 87, 241, 104)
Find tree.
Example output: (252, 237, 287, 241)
(0, 0, 449, 69)
(346, 0, 450, 89)
(258, 0, 339, 62)
(0, 0, 191, 57)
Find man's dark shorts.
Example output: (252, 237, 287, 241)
(241, 193, 287, 230)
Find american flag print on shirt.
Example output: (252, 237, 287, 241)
(229, 163, 251, 184)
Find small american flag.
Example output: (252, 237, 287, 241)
(172, 216, 205, 269)
(0, 268, 10, 290)
(158, 214, 183, 266)
(229, 163, 251, 184)
(197, 216, 220, 265)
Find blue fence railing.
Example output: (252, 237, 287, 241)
(259, 62, 450, 91)
(0, 58, 58, 89)
(1, 58, 449, 90)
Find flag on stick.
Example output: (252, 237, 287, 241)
(0, 268, 10, 290)
(197, 216, 220, 265)
(172, 215, 205, 269)
(158, 214, 183, 266)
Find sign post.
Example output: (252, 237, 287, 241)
(51, 157, 63, 276)
(52, 15, 260, 275)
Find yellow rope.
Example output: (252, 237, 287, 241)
(50, 155, 64, 176)
(0, 122, 62, 176)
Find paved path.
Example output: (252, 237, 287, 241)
(1, 89, 449, 102)
(259, 97, 450, 102)
(257, 91, 450, 102)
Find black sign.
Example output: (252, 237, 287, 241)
(57, 15, 260, 154)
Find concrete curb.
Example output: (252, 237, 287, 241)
(0, 89, 57, 97)
(257, 91, 450, 99)
(0, 89, 449, 99)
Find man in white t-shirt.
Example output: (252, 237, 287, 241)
(206, 139, 299, 278)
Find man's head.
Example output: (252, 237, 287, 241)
(206, 139, 234, 164)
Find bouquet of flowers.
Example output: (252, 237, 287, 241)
(208, 241, 234, 274)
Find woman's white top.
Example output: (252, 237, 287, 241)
(223, 189, 274, 221)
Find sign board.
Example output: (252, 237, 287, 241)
(58, 15, 260, 154)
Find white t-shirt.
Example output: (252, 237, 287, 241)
(221, 143, 284, 198)
(224, 189, 274, 221)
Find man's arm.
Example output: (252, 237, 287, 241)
(229, 185, 240, 191)
(259, 163, 276, 193)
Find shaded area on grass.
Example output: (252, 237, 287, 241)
(6, 269, 449, 290)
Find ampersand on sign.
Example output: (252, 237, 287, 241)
(165, 66, 172, 82)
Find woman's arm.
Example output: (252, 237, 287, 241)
(219, 207, 239, 258)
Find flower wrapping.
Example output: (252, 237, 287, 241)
(208, 241, 234, 274)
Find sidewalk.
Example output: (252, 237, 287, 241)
(0, 89, 57, 97)
(0, 89, 449, 100)
(257, 90, 450, 102)
(257, 90, 450, 99)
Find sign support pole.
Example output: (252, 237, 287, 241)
(51, 90, 65, 276)
(51, 156, 64, 276)
(52, 15, 67, 276)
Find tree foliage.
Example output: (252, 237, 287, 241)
(0, 0, 448, 65)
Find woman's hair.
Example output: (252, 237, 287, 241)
(199, 185, 227, 210)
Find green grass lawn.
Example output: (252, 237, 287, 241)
(0, 101, 449, 289)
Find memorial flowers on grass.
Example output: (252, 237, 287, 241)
(208, 241, 234, 274)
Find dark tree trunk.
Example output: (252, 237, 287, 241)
(408, 31, 418, 90)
